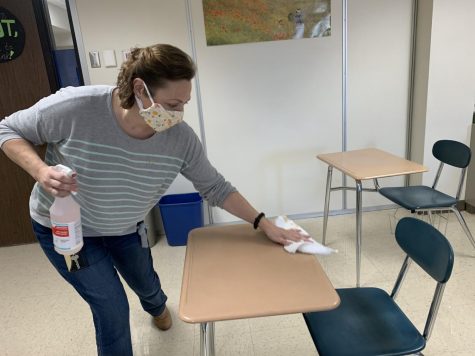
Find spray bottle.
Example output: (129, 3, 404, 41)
(49, 164, 83, 255)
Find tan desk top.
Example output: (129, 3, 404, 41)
(179, 224, 340, 323)
(317, 148, 427, 181)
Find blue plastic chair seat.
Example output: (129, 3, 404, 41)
(303, 287, 426, 356)
(379, 186, 456, 210)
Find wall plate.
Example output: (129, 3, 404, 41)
(103, 49, 117, 67)
(88, 51, 100, 68)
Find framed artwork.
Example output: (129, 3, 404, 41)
(203, 0, 331, 46)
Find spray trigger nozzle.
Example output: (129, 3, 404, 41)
(54, 164, 77, 196)
(54, 164, 74, 177)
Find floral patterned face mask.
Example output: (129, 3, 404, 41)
(135, 81, 184, 133)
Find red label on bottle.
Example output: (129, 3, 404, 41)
(52, 225, 70, 237)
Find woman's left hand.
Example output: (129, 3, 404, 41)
(258, 218, 310, 245)
(220, 192, 311, 246)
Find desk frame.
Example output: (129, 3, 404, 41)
(318, 148, 427, 287)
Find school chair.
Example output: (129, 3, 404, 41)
(303, 217, 454, 356)
(379, 139, 475, 249)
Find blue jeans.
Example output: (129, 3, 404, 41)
(32, 220, 168, 356)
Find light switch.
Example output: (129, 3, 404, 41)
(122, 49, 131, 62)
(89, 51, 101, 68)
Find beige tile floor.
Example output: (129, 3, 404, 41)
(1, 208, 474, 355)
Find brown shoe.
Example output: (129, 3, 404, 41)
(153, 307, 172, 331)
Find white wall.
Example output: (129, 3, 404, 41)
(423, 0, 475, 196)
(71, 0, 416, 223)
(411, 0, 475, 197)
(347, 0, 413, 208)
(190, 0, 413, 221)
(190, 0, 344, 222)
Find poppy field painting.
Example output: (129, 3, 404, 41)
(202, 0, 331, 46)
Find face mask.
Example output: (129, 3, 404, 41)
(135, 81, 184, 133)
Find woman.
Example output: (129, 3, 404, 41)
(0, 44, 306, 355)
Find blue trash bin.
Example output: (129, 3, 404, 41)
(158, 192, 204, 246)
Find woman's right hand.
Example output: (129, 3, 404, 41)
(36, 165, 78, 197)
(0, 139, 77, 197)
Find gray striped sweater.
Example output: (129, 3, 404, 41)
(0, 85, 236, 236)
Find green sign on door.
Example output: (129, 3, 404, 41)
(0, 7, 25, 63)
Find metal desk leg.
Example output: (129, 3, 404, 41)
(200, 322, 215, 356)
(322, 166, 333, 245)
(356, 180, 363, 287)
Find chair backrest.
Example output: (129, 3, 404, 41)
(432, 140, 471, 168)
(394, 217, 454, 340)
(432, 140, 471, 197)
(395, 217, 454, 283)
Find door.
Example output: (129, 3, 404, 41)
(0, 0, 56, 246)
(44, 0, 83, 87)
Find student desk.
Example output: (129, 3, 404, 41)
(317, 148, 427, 287)
(179, 224, 340, 356)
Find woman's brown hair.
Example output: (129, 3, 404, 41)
(116, 44, 196, 109)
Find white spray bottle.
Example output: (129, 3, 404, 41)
(49, 164, 83, 255)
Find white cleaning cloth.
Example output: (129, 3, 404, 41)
(274, 216, 338, 255)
